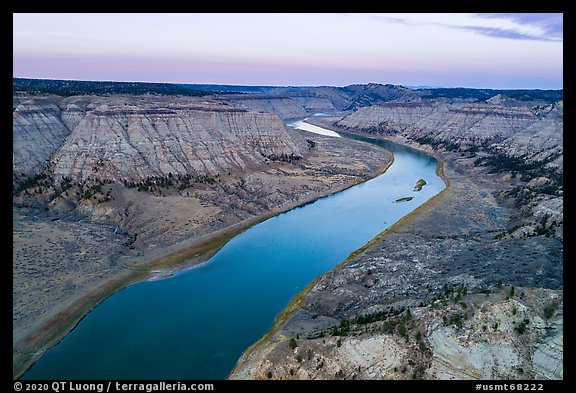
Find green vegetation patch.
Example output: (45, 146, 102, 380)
(413, 179, 427, 191)
(543, 300, 560, 319)
(514, 318, 530, 335)
(395, 196, 414, 203)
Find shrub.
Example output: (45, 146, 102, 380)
(404, 308, 412, 321)
(398, 323, 409, 341)
(514, 319, 530, 335)
(544, 301, 559, 319)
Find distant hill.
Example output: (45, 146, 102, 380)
(13, 78, 212, 97)
(13, 78, 562, 105)
(422, 87, 563, 103)
(180, 84, 279, 94)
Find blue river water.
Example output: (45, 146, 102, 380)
(22, 123, 445, 380)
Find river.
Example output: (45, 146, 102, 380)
(22, 120, 445, 380)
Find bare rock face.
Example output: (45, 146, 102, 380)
(13, 95, 304, 185)
(490, 101, 563, 165)
(225, 95, 339, 119)
(531, 323, 563, 379)
(337, 101, 547, 148)
(425, 290, 563, 380)
(329, 97, 563, 242)
(51, 101, 300, 183)
(335, 103, 440, 135)
(13, 98, 71, 177)
(60, 103, 86, 131)
(231, 287, 563, 381)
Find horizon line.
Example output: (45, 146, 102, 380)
(12, 76, 564, 91)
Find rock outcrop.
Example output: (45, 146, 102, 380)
(231, 288, 562, 381)
(13, 98, 71, 177)
(222, 83, 424, 118)
(333, 99, 563, 179)
(51, 102, 300, 183)
(490, 101, 563, 165)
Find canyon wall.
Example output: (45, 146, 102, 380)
(14, 96, 302, 183)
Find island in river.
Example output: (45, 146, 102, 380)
(414, 179, 427, 191)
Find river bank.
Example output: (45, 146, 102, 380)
(229, 138, 563, 380)
(229, 141, 449, 379)
(14, 131, 394, 379)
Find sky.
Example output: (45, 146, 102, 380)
(13, 13, 563, 89)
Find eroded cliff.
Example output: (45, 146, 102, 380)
(51, 103, 301, 182)
(13, 98, 71, 177)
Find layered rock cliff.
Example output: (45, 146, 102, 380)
(13, 98, 71, 178)
(334, 99, 563, 181)
(337, 101, 558, 150)
(12, 96, 301, 184)
(51, 104, 300, 183)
